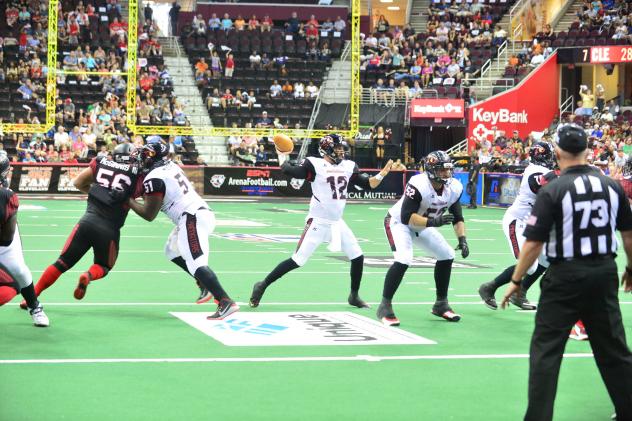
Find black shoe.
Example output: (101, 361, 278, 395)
(509, 289, 537, 311)
(196, 288, 214, 305)
(478, 281, 498, 310)
(249, 281, 267, 308)
(206, 298, 240, 320)
(376, 301, 400, 326)
(431, 300, 461, 322)
(348, 292, 370, 308)
(467, 205, 477, 209)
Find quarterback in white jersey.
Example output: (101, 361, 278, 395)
(478, 141, 555, 311)
(128, 142, 238, 320)
(0, 155, 49, 326)
(378, 150, 469, 326)
(249, 134, 393, 309)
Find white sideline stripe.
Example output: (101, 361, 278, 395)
(5, 301, 630, 307)
(23, 270, 517, 275)
(0, 353, 595, 365)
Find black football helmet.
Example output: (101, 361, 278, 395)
(424, 150, 453, 185)
(319, 134, 346, 164)
(112, 143, 136, 164)
(0, 153, 10, 188)
(529, 141, 555, 168)
(135, 141, 169, 171)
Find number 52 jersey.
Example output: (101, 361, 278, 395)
(389, 172, 463, 227)
(141, 161, 207, 224)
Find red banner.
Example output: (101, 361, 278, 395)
(410, 99, 465, 119)
(467, 52, 559, 150)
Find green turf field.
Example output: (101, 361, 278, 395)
(1, 199, 629, 421)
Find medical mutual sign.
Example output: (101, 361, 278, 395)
(467, 52, 559, 150)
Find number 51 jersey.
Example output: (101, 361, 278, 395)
(389, 172, 463, 227)
(142, 161, 207, 224)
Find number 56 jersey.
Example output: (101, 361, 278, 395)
(142, 161, 207, 224)
(389, 172, 463, 227)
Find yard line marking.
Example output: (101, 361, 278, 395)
(4, 301, 632, 307)
(0, 353, 595, 365)
(455, 295, 482, 297)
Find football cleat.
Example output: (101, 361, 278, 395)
(207, 298, 239, 320)
(348, 292, 370, 309)
(432, 301, 461, 322)
(19, 299, 28, 310)
(73, 272, 92, 300)
(569, 321, 588, 341)
(509, 289, 537, 311)
(376, 301, 400, 326)
(249, 281, 267, 308)
(478, 281, 498, 310)
(29, 305, 49, 327)
(196, 288, 216, 305)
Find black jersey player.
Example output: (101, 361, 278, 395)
(21, 144, 142, 306)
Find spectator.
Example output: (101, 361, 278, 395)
(232, 14, 245, 31)
(270, 80, 282, 97)
(257, 111, 272, 127)
(376, 15, 390, 33)
(285, 12, 300, 33)
(221, 13, 233, 31)
(261, 15, 273, 32)
(248, 15, 259, 31)
(334, 16, 346, 33)
(208, 13, 220, 31)
(225, 53, 234, 78)
(54, 126, 71, 149)
(249, 51, 262, 70)
(210, 51, 222, 78)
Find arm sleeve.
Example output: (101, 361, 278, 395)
(2, 192, 19, 224)
(349, 164, 371, 189)
(523, 189, 555, 241)
(400, 184, 422, 225)
(615, 185, 632, 231)
(89, 157, 99, 177)
(527, 171, 545, 194)
(281, 159, 316, 182)
(143, 178, 166, 197)
(449, 195, 464, 224)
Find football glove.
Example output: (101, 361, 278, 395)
(426, 214, 454, 228)
(456, 236, 469, 258)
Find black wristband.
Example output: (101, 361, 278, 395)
(510, 279, 521, 286)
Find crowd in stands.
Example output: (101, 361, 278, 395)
(183, 11, 338, 130)
(363, 1, 518, 103)
(468, 97, 632, 174)
(0, 0, 197, 164)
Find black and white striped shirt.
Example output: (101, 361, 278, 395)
(524, 165, 632, 261)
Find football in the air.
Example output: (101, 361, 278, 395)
(273, 134, 294, 154)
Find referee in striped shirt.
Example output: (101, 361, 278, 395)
(501, 124, 632, 421)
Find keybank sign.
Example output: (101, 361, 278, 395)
(471, 108, 528, 125)
(171, 312, 435, 346)
(467, 51, 560, 149)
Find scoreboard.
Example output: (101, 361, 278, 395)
(557, 45, 632, 64)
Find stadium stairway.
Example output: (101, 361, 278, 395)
(409, 0, 431, 35)
(161, 38, 230, 165)
(320, 42, 351, 104)
(552, 0, 584, 32)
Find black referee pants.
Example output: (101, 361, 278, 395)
(525, 259, 632, 421)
